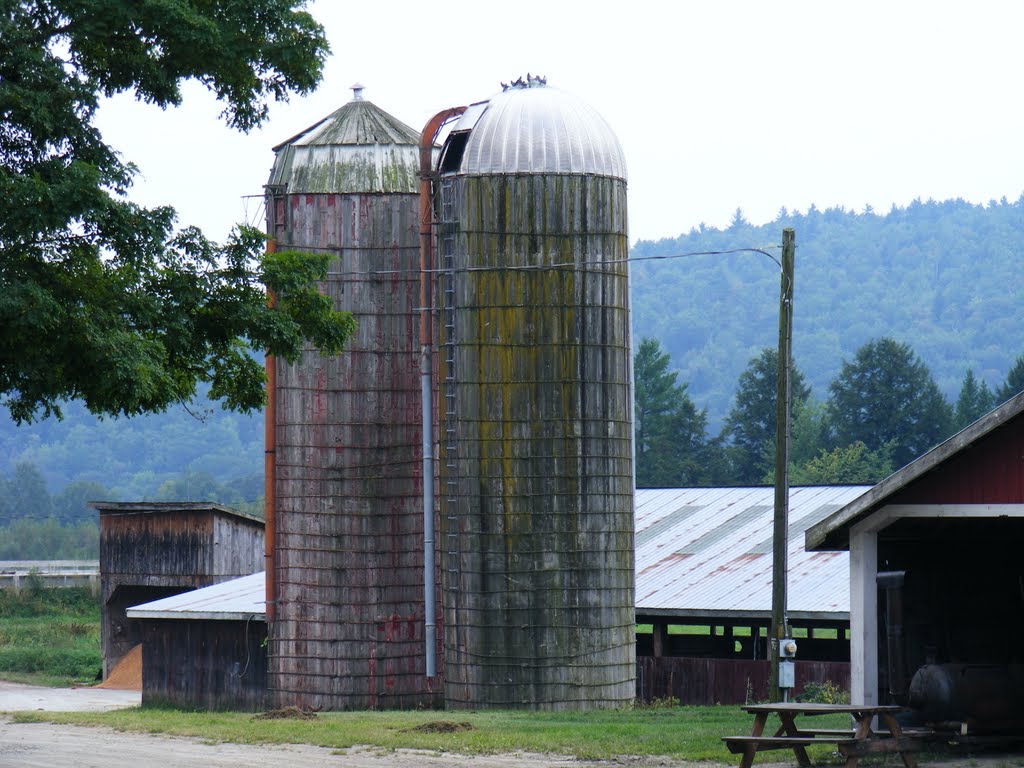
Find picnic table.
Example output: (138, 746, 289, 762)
(723, 702, 923, 768)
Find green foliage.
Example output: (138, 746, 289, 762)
(788, 441, 895, 485)
(0, 518, 99, 559)
(797, 680, 850, 705)
(0, 586, 98, 619)
(827, 338, 953, 469)
(631, 199, 1024, 432)
(996, 353, 1024, 404)
(634, 338, 723, 486)
(0, 1, 351, 423)
(0, 388, 264, 499)
(723, 348, 810, 483)
(955, 368, 995, 430)
(0, 587, 101, 685)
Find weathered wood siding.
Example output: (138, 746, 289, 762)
(97, 505, 264, 679)
(213, 516, 267, 578)
(140, 619, 268, 711)
(270, 191, 439, 710)
(636, 657, 851, 705)
(438, 174, 635, 709)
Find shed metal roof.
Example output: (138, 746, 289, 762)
(90, 501, 264, 526)
(126, 571, 265, 622)
(635, 486, 869, 621)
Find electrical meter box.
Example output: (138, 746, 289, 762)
(779, 638, 798, 658)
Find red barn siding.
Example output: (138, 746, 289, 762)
(892, 419, 1024, 504)
(636, 657, 850, 705)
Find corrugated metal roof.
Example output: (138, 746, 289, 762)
(273, 91, 419, 149)
(125, 486, 866, 624)
(126, 571, 265, 621)
(454, 84, 627, 179)
(635, 486, 870, 621)
(268, 88, 421, 194)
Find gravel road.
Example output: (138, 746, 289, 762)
(2, 682, 1021, 768)
(0, 718, 690, 768)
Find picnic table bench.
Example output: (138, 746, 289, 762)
(723, 702, 924, 768)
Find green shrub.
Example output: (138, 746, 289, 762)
(798, 680, 850, 704)
(0, 646, 100, 678)
(0, 586, 101, 684)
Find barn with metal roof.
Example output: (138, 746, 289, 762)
(634, 486, 864, 703)
(127, 486, 863, 708)
(806, 391, 1024, 727)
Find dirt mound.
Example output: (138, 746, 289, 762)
(253, 706, 319, 720)
(406, 721, 474, 734)
(95, 644, 142, 691)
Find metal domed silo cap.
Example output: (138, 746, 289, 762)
(448, 83, 627, 179)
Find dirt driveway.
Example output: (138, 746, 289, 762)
(0, 718, 686, 768)
(1, 682, 1021, 768)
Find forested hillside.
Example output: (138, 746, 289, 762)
(2, 195, 1023, 543)
(631, 196, 1024, 431)
(0, 395, 262, 498)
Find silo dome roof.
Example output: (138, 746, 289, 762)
(268, 85, 421, 194)
(452, 84, 626, 180)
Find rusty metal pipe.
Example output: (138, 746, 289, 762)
(419, 106, 464, 679)
(264, 239, 278, 624)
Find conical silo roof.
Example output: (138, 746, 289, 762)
(446, 82, 627, 180)
(268, 85, 421, 194)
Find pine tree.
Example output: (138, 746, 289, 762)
(723, 348, 811, 484)
(995, 354, 1024, 405)
(634, 338, 719, 487)
(954, 369, 994, 430)
(827, 338, 953, 469)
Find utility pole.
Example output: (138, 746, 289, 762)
(769, 228, 795, 701)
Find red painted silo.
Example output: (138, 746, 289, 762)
(265, 85, 440, 709)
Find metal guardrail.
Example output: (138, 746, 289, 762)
(0, 560, 100, 592)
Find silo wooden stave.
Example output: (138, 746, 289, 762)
(266, 88, 440, 709)
(436, 84, 636, 710)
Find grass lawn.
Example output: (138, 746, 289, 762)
(0, 586, 101, 686)
(10, 706, 855, 763)
(1, 589, 859, 762)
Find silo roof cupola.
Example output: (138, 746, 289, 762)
(268, 84, 421, 194)
(441, 79, 627, 180)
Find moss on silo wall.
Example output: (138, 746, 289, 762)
(439, 173, 635, 710)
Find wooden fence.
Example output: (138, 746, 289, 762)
(636, 656, 850, 705)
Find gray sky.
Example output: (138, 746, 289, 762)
(95, 0, 1024, 245)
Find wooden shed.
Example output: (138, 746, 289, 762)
(806, 391, 1024, 726)
(127, 572, 267, 711)
(93, 502, 264, 678)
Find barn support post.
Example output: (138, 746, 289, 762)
(849, 523, 878, 705)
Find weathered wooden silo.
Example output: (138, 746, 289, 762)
(265, 86, 440, 709)
(434, 80, 636, 709)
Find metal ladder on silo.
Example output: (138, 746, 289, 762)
(438, 177, 462, 626)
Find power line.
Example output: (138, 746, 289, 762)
(274, 245, 786, 279)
